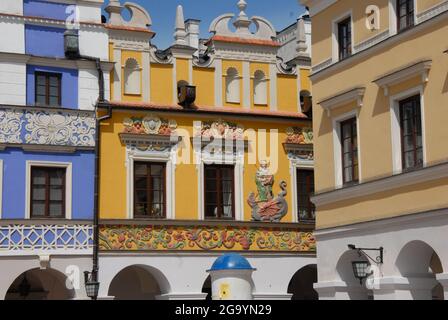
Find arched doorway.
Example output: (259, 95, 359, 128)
(287, 264, 318, 300)
(396, 240, 444, 300)
(336, 250, 373, 300)
(108, 265, 170, 300)
(201, 275, 212, 300)
(5, 268, 74, 300)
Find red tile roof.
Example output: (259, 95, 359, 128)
(207, 35, 281, 47)
(105, 101, 308, 120)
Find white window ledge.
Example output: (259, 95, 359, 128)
(373, 60, 432, 96)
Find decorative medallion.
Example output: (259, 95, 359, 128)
(123, 115, 177, 136)
(247, 160, 288, 222)
(197, 119, 244, 140)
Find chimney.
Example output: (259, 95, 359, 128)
(185, 19, 201, 53)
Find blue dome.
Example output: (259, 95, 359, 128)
(208, 253, 255, 272)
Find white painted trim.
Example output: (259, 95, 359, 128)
(389, 86, 426, 174)
(388, 0, 398, 36)
(289, 158, 314, 223)
(113, 48, 122, 100)
(172, 58, 178, 104)
(269, 63, 277, 111)
(196, 152, 244, 221)
(242, 61, 250, 108)
(188, 58, 193, 85)
(25, 161, 72, 220)
(142, 51, 150, 102)
(0, 160, 3, 219)
(331, 10, 354, 63)
(417, 0, 448, 23)
(125, 147, 176, 220)
(214, 59, 223, 106)
(332, 110, 362, 189)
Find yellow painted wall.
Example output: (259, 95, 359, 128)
(417, 0, 446, 13)
(300, 68, 311, 93)
(250, 62, 270, 110)
(150, 64, 174, 104)
(222, 60, 243, 107)
(309, 8, 448, 228)
(99, 111, 311, 223)
(121, 50, 143, 103)
(176, 58, 190, 84)
(193, 67, 215, 106)
(277, 75, 298, 113)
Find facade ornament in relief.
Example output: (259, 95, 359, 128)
(248, 161, 288, 222)
(285, 127, 313, 144)
(197, 119, 244, 140)
(123, 115, 178, 136)
(0, 108, 23, 144)
(24, 111, 95, 147)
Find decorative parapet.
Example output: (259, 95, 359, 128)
(99, 223, 315, 253)
(0, 107, 95, 150)
(0, 223, 93, 255)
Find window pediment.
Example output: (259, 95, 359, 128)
(318, 87, 365, 117)
(373, 60, 432, 96)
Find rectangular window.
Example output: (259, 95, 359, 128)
(204, 165, 235, 220)
(35, 71, 61, 106)
(397, 0, 414, 32)
(341, 118, 359, 185)
(399, 95, 423, 171)
(31, 167, 66, 218)
(338, 17, 352, 60)
(297, 169, 315, 223)
(134, 162, 166, 218)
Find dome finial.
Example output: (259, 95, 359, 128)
(237, 0, 248, 18)
(174, 5, 187, 45)
(233, 0, 251, 36)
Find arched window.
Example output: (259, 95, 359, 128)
(225, 68, 240, 104)
(253, 70, 267, 105)
(124, 58, 141, 95)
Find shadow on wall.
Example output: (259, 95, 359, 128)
(287, 264, 318, 300)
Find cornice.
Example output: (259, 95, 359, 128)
(0, 52, 114, 72)
(312, 160, 448, 207)
(373, 60, 432, 96)
(318, 87, 365, 117)
(0, 13, 105, 30)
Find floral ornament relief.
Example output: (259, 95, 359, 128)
(123, 115, 178, 136)
(285, 127, 313, 144)
(24, 111, 95, 146)
(98, 225, 316, 252)
(197, 119, 245, 140)
(0, 108, 23, 144)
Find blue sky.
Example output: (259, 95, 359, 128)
(112, 0, 306, 49)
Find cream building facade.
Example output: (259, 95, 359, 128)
(301, 0, 448, 299)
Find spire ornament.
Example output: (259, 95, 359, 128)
(233, 0, 251, 36)
(174, 5, 187, 45)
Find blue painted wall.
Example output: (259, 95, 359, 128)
(27, 65, 78, 109)
(25, 24, 66, 58)
(0, 148, 94, 220)
(23, 0, 70, 21)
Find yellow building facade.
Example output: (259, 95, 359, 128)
(302, 0, 448, 300)
(96, 0, 317, 300)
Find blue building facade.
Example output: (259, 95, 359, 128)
(0, 0, 110, 300)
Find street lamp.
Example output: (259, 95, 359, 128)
(348, 244, 384, 285)
(351, 261, 372, 285)
(84, 271, 100, 300)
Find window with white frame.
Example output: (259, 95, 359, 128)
(26, 162, 72, 219)
(333, 112, 361, 188)
(296, 168, 315, 222)
(253, 70, 267, 105)
(0, 160, 3, 218)
(390, 88, 425, 174)
(124, 58, 141, 95)
(225, 67, 240, 104)
(126, 146, 176, 220)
